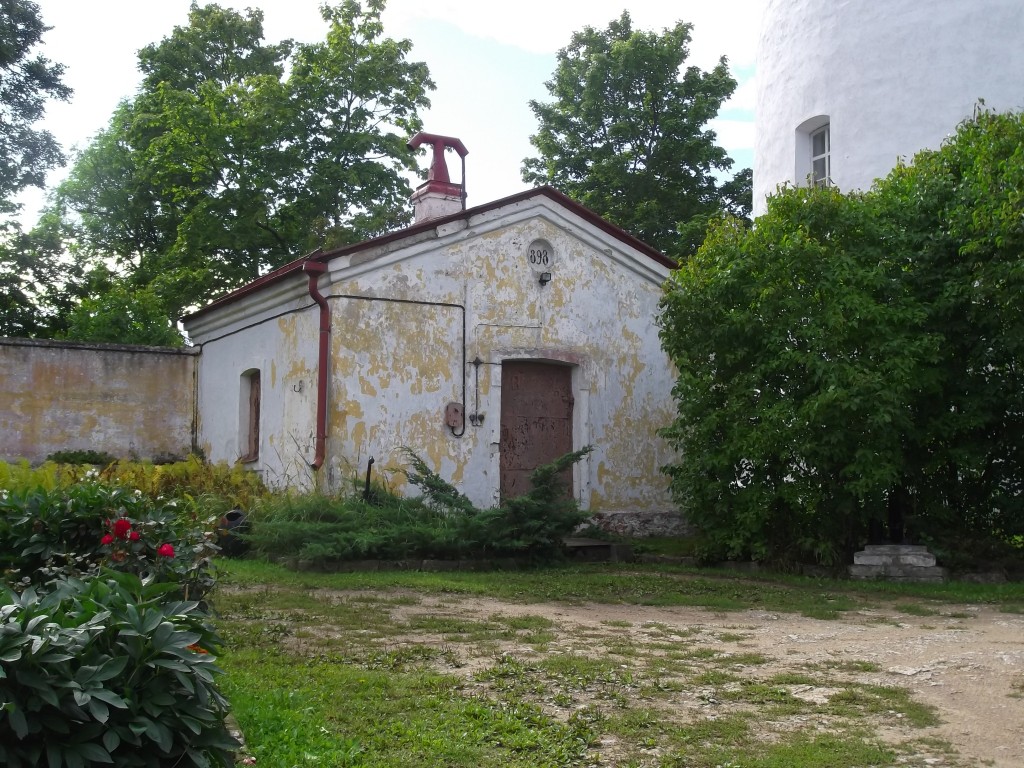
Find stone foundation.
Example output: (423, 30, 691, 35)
(587, 509, 691, 539)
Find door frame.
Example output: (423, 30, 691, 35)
(486, 350, 591, 509)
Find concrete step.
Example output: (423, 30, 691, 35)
(853, 544, 937, 567)
(848, 563, 948, 583)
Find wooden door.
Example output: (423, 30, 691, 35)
(499, 361, 574, 499)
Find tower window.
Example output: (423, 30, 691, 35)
(810, 124, 831, 187)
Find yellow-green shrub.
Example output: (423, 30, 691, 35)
(0, 457, 268, 510)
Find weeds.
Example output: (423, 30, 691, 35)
(210, 562, 1015, 767)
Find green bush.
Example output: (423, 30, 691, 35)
(95, 456, 268, 511)
(243, 491, 486, 562)
(0, 457, 267, 513)
(45, 449, 118, 466)
(0, 572, 238, 767)
(0, 483, 219, 602)
(659, 110, 1024, 566)
(243, 448, 593, 563)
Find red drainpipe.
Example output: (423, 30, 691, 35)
(302, 260, 330, 470)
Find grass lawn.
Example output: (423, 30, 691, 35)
(211, 560, 1024, 767)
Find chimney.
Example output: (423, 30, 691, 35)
(407, 132, 468, 223)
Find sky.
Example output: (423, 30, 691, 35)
(22, 0, 763, 225)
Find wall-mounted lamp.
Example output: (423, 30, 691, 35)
(538, 271, 552, 286)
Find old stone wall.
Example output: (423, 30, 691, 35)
(0, 338, 197, 464)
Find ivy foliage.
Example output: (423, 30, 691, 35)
(659, 109, 1024, 567)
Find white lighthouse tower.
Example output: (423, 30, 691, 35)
(753, 0, 1024, 217)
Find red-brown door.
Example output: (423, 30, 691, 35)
(499, 361, 574, 499)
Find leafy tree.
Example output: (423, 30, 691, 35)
(0, 0, 73, 338)
(876, 109, 1024, 556)
(659, 188, 935, 565)
(62, 272, 185, 347)
(522, 12, 748, 260)
(659, 109, 1024, 567)
(54, 1, 432, 322)
(0, 0, 71, 214)
(0, 213, 82, 337)
(283, 0, 433, 246)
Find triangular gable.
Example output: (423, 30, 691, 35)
(182, 187, 673, 325)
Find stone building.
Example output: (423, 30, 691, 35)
(180, 134, 680, 534)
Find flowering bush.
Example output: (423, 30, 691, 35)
(0, 483, 218, 602)
(0, 571, 239, 767)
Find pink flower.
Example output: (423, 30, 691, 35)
(101, 533, 114, 546)
(129, 531, 141, 542)
(157, 543, 175, 558)
(113, 518, 132, 539)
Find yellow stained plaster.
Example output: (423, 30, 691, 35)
(286, 359, 310, 381)
(350, 420, 367, 450)
(277, 315, 300, 348)
(478, 227, 509, 242)
(475, 324, 541, 351)
(338, 398, 364, 421)
(358, 375, 377, 396)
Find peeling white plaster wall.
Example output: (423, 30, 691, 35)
(186, 196, 679, 527)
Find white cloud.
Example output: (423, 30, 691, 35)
(381, 0, 763, 72)
(710, 118, 756, 154)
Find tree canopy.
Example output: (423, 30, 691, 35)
(0, 0, 71, 215)
(16, 0, 432, 343)
(522, 12, 749, 260)
(659, 109, 1024, 568)
(0, 0, 72, 336)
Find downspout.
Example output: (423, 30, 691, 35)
(303, 260, 330, 470)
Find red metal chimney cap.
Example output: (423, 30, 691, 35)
(407, 132, 468, 184)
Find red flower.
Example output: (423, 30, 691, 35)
(129, 531, 141, 541)
(113, 518, 132, 539)
(157, 543, 175, 558)
(100, 533, 114, 546)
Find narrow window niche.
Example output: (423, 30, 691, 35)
(795, 115, 831, 188)
(810, 124, 831, 187)
(239, 369, 261, 463)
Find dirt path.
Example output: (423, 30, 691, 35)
(390, 595, 1024, 767)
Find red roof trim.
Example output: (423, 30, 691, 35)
(182, 187, 675, 322)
